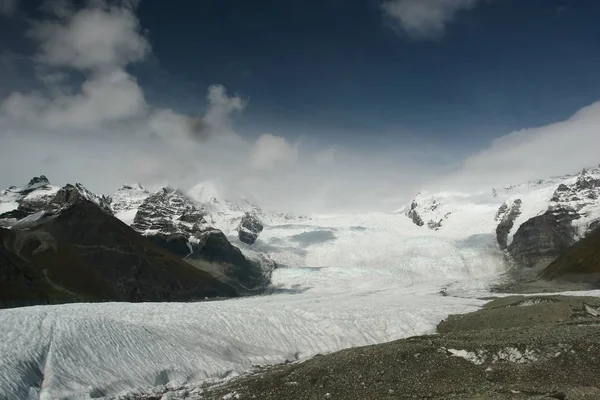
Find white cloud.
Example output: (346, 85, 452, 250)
(382, 0, 481, 39)
(250, 134, 299, 171)
(0, 0, 470, 214)
(31, 1, 149, 71)
(3, 69, 147, 129)
(0, 1, 149, 129)
(0, 0, 17, 16)
(203, 85, 246, 135)
(439, 102, 600, 190)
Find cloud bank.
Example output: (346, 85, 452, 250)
(382, 0, 483, 39)
(440, 102, 600, 190)
(0, 0, 598, 214)
(0, 0, 447, 213)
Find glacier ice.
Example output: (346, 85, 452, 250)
(1, 211, 507, 399)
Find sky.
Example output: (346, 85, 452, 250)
(0, 0, 599, 213)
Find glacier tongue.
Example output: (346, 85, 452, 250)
(0, 211, 504, 400)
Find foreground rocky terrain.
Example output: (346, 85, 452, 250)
(199, 295, 600, 400)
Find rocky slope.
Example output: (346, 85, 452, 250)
(126, 187, 273, 292)
(540, 226, 600, 284)
(197, 295, 600, 400)
(0, 200, 238, 308)
(404, 166, 600, 272)
(0, 176, 112, 226)
(0, 177, 279, 305)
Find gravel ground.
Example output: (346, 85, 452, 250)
(197, 296, 600, 400)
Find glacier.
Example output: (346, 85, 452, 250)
(0, 209, 507, 399)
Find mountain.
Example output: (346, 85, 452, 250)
(0, 199, 238, 308)
(127, 186, 273, 293)
(0, 176, 59, 225)
(0, 176, 112, 226)
(403, 166, 600, 271)
(111, 183, 151, 224)
(0, 177, 280, 305)
(110, 181, 307, 245)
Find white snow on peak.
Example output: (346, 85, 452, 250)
(0, 177, 59, 217)
(111, 183, 151, 225)
(403, 165, 600, 246)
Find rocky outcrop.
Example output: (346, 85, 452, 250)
(404, 198, 452, 230)
(149, 228, 272, 293)
(0, 178, 113, 226)
(507, 206, 580, 268)
(540, 226, 600, 284)
(495, 199, 522, 249)
(132, 187, 208, 235)
(0, 201, 238, 308)
(0, 176, 59, 224)
(406, 200, 424, 227)
(131, 187, 272, 292)
(503, 168, 600, 268)
(238, 212, 264, 244)
(51, 183, 113, 214)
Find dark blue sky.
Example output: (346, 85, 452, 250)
(3, 0, 600, 150)
(130, 0, 600, 148)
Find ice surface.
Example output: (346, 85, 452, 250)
(0, 211, 505, 400)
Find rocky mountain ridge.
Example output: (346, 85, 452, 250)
(0, 177, 279, 305)
(404, 166, 600, 272)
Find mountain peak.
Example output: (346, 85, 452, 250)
(27, 175, 50, 187)
(119, 183, 148, 192)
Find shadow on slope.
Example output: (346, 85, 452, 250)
(0, 201, 238, 308)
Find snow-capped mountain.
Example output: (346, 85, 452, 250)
(403, 165, 600, 268)
(0, 176, 59, 224)
(109, 181, 308, 245)
(131, 187, 209, 236)
(3, 167, 600, 399)
(0, 176, 112, 227)
(111, 183, 151, 225)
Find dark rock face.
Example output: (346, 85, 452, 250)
(52, 183, 113, 214)
(27, 175, 50, 187)
(495, 199, 522, 249)
(0, 201, 237, 308)
(501, 169, 600, 268)
(541, 227, 600, 284)
(508, 206, 580, 268)
(406, 200, 424, 227)
(131, 188, 271, 293)
(147, 228, 271, 294)
(132, 187, 206, 235)
(550, 169, 600, 205)
(404, 198, 451, 230)
(238, 212, 264, 245)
